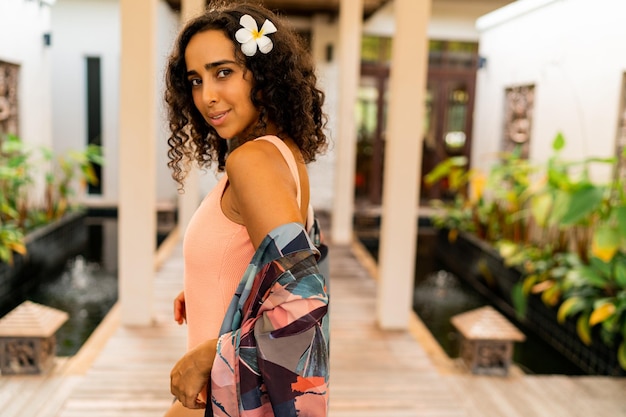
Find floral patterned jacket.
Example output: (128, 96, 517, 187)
(207, 222, 330, 417)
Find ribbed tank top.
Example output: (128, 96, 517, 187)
(182, 135, 307, 351)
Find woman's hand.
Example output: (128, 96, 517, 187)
(173, 290, 186, 325)
(170, 338, 218, 409)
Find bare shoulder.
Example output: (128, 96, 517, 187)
(225, 138, 285, 176)
(224, 138, 302, 248)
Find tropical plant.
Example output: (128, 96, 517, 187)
(42, 144, 104, 220)
(426, 132, 626, 370)
(556, 253, 626, 369)
(424, 155, 481, 240)
(0, 133, 102, 264)
(0, 223, 26, 265)
(0, 134, 34, 228)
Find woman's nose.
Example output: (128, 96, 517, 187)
(202, 82, 218, 106)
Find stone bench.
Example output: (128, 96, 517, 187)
(0, 301, 68, 375)
(451, 305, 526, 376)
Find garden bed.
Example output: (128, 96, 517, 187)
(0, 211, 87, 316)
(436, 228, 626, 376)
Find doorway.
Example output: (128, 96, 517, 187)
(355, 39, 479, 205)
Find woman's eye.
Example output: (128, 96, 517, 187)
(188, 78, 201, 87)
(216, 69, 232, 78)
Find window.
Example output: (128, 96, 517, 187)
(86, 57, 102, 195)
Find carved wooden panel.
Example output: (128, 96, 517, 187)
(502, 84, 535, 158)
(0, 60, 19, 136)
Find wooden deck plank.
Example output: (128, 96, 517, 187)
(2, 221, 626, 417)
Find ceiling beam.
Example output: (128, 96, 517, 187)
(164, 0, 390, 18)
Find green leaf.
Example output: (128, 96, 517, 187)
(530, 192, 553, 228)
(557, 296, 586, 324)
(591, 225, 620, 262)
(560, 185, 605, 225)
(616, 262, 626, 287)
(589, 257, 612, 280)
(424, 156, 468, 186)
(577, 265, 610, 288)
(548, 190, 571, 225)
(616, 207, 626, 241)
(522, 274, 539, 296)
(577, 312, 592, 345)
(552, 132, 566, 151)
(512, 282, 527, 319)
(0, 246, 11, 264)
(619, 341, 626, 370)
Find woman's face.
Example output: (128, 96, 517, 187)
(185, 29, 260, 140)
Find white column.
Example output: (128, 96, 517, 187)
(377, 0, 431, 329)
(176, 0, 205, 236)
(331, 0, 363, 245)
(181, 0, 205, 19)
(118, 0, 158, 326)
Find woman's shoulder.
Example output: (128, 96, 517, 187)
(228, 136, 280, 161)
(226, 137, 290, 177)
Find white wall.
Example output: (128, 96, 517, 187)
(308, 14, 339, 212)
(0, 0, 54, 148)
(51, 0, 180, 207)
(51, 0, 119, 206)
(0, 0, 55, 204)
(472, 0, 626, 181)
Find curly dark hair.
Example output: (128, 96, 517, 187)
(164, 1, 328, 188)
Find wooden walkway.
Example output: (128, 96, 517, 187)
(3, 226, 626, 417)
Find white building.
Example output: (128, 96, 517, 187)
(472, 0, 626, 182)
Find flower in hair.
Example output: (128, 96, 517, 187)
(235, 14, 277, 57)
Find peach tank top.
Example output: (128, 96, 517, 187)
(182, 135, 306, 351)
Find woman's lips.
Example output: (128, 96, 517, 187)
(207, 110, 228, 126)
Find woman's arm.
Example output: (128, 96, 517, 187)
(226, 140, 304, 248)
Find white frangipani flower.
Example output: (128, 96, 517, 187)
(235, 14, 277, 57)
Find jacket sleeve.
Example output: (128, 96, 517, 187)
(210, 223, 330, 417)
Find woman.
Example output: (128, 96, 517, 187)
(163, 2, 329, 416)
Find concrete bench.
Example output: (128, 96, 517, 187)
(0, 301, 68, 375)
(451, 305, 526, 376)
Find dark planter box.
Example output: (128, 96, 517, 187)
(435, 229, 521, 318)
(436, 228, 626, 376)
(0, 211, 88, 316)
